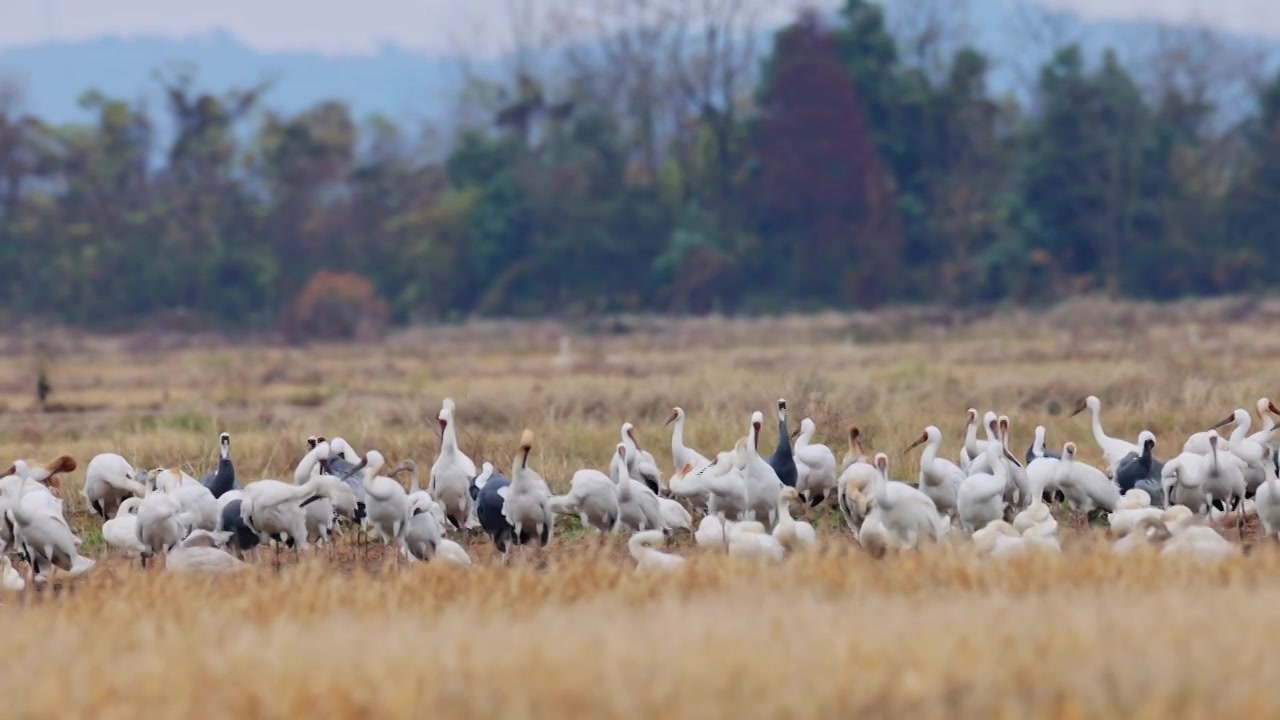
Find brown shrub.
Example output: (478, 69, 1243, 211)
(282, 271, 390, 344)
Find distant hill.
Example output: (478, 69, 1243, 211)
(1, 1, 1276, 133)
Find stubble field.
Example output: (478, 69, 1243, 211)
(2, 297, 1280, 719)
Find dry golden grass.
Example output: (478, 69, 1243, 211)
(2, 298, 1280, 718)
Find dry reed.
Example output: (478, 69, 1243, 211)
(1, 302, 1278, 718)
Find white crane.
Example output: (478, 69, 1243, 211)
(5, 482, 95, 585)
(1254, 448, 1280, 540)
(501, 429, 555, 551)
(665, 406, 710, 474)
(82, 452, 146, 520)
(694, 440, 750, 523)
(241, 470, 356, 566)
(432, 397, 477, 532)
(102, 497, 149, 558)
(628, 529, 685, 572)
(771, 486, 816, 551)
(1161, 452, 1212, 515)
(1200, 433, 1246, 525)
(906, 425, 963, 520)
(1070, 395, 1140, 475)
(957, 439, 1011, 533)
(549, 462, 620, 541)
(358, 450, 410, 553)
(793, 417, 838, 507)
(135, 490, 196, 567)
(404, 493, 472, 565)
(293, 440, 358, 546)
(620, 422, 662, 494)
(614, 444, 664, 532)
(743, 411, 785, 529)
(166, 530, 250, 573)
(1054, 441, 1120, 517)
(858, 453, 948, 555)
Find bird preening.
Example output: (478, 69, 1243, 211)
(1, 392, 1277, 591)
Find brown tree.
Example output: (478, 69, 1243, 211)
(754, 9, 901, 306)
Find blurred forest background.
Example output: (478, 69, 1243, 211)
(1, 0, 1279, 336)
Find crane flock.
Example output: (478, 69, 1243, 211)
(1, 393, 1278, 590)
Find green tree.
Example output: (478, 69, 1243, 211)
(1224, 71, 1280, 292)
(1013, 47, 1173, 298)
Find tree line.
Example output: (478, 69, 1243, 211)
(1, 0, 1278, 333)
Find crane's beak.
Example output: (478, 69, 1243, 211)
(1209, 416, 1233, 431)
(905, 435, 926, 453)
(1003, 449, 1023, 468)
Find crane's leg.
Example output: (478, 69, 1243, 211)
(24, 558, 36, 604)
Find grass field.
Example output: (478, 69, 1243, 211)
(2, 297, 1280, 718)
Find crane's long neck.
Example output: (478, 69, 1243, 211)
(1230, 416, 1250, 445)
(408, 469, 421, 494)
(296, 475, 331, 501)
(293, 446, 324, 485)
(992, 446, 1009, 485)
(964, 422, 980, 458)
(1054, 454, 1072, 484)
(872, 467, 891, 506)
(1089, 406, 1111, 448)
(776, 494, 794, 522)
(922, 437, 939, 468)
(798, 426, 814, 449)
(611, 457, 633, 500)
(333, 439, 361, 464)
(513, 448, 529, 478)
(442, 420, 459, 454)
(627, 533, 647, 561)
(983, 422, 997, 443)
(671, 417, 686, 466)
(777, 412, 790, 451)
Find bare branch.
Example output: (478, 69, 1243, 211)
(886, 0, 972, 85)
(1135, 23, 1269, 130)
(1001, 2, 1084, 100)
(561, 0, 688, 174)
(668, 0, 765, 120)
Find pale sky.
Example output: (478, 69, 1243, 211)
(0, 0, 1276, 56)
